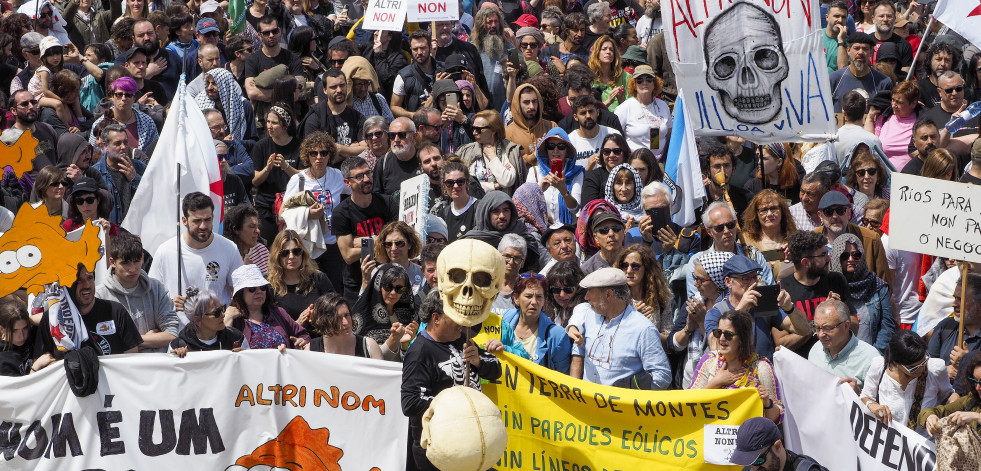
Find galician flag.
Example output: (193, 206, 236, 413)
(228, 0, 247, 34)
(122, 79, 223, 256)
(663, 89, 705, 227)
(934, 1, 981, 51)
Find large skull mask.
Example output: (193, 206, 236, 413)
(437, 239, 505, 326)
(703, 3, 788, 124)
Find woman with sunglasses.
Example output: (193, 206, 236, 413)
(614, 65, 671, 154)
(855, 0, 876, 33)
(61, 177, 118, 236)
(845, 150, 890, 201)
(580, 133, 631, 206)
(458, 109, 524, 195)
(365, 221, 424, 295)
(357, 116, 389, 172)
(502, 272, 573, 373)
(744, 143, 802, 204)
(430, 160, 478, 242)
(691, 310, 783, 423)
(353, 263, 419, 346)
(919, 353, 981, 437)
(309, 293, 402, 361)
(527, 127, 584, 226)
(615, 244, 672, 340)
(268, 230, 335, 325)
(545, 261, 586, 327)
(170, 287, 245, 356)
(28, 165, 69, 218)
(226, 265, 311, 350)
(829, 233, 894, 353)
(87, 77, 159, 153)
(252, 103, 301, 244)
(741, 190, 796, 280)
(861, 330, 953, 434)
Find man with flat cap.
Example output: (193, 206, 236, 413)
(731, 417, 827, 470)
(569, 267, 671, 389)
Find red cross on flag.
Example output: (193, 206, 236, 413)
(934, 1, 981, 50)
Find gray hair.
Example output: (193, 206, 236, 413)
(587, 1, 609, 23)
(701, 201, 737, 228)
(185, 288, 222, 321)
(100, 123, 127, 144)
(641, 181, 672, 201)
(419, 289, 444, 323)
(801, 170, 833, 191)
(201, 108, 222, 120)
(610, 284, 631, 302)
(391, 116, 417, 133)
(498, 233, 528, 258)
(363, 115, 389, 136)
(938, 70, 963, 85)
(816, 298, 850, 323)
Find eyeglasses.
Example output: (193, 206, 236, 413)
(601, 147, 623, 156)
(861, 217, 882, 228)
(388, 131, 413, 140)
(279, 247, 304, 258)
(39, 11, 53, 18)
(711, 329, 736, 341)
(204, 305, 226, 318)
(423, 122, 443, 130)
(347, 171, 371, 182)
(519, 273, 543, 279)
(942, 85, 964, 94)
(635, 76, 655, 84)
(17, 99, 38, 108)
(443, 177, 467, 188)
(752, 447, 771, 467)
(814, 319, 847, 334)
(711, 221, 737, 233)
(839, 251, 863, 261)
(426, 236, 447, 244)
(260, 28, 281, 36)
(329, 58, 345, 66)
(594, 225, 624, 235)
(821, 206, 849, 217)
(113, 92, 135, 99)
(693, 274, 711, 286)
(209, 123, 227, 131)
(365, 130, 386, 139)
(545, 142, 568, 151)
(309, 150, 331, 158)
(384, 240, 407, 248)
(757, 205, 780, 215)
(620, 262, 642, 271)
(519, 41, 539, 49)
(75, 196, 98, 205)
(901, 356, 930, 375)
(51, 181, 70, 188)
(383, 283, 408, 294)
(246, 286, 267, 293)
(550, 286, 576, 294)
(856, 168, 877, 178)
(504, 254, 526, 263)
(472, 125, 489, 134)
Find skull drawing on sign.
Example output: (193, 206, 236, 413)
(703, 3, 788, 124)
(436, 239, 505, 326)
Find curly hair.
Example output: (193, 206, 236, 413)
(588, 35, 623, 86)
(310, 292, 351, 337)
(526, 75, 561, 122)
(626, 73, 663, 98)
(845, 150, 888, 197)
(787, 230, 828, 268)
(268, 230, 321, 297)
(613, 244, 671, 314)
(299, 131, 338, 167)
(741, 189, 797, 243)
(373, 221, 422, 263)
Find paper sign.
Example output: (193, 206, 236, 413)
(702, 424, 740, 465)
(362, 0, 407, 32)
(398, 174, 430, 240)
(407, 0, 459, 22)
(889, 173, 981, 264)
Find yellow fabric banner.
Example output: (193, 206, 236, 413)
(485, 352, 761, 470)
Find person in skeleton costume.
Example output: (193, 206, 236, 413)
(702, 2, 788, 125)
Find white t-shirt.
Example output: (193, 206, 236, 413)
(860, 356, 952, 435)
(284, 168, 351, 244)
(148, 234, 244, 307)
(525, 166, 585, 222)
(614, 97, 672, 155)
(568, 126, 620, 168)
(882, 234, 923, 324)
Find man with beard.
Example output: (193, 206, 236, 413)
(557, 65, 623, 132)
(697, 142, 752, 218)
(922, 72, 977, 139)
(543, 13, 589, 74)
(115, 19, 183, 104)
(299, 68, 366, 158)
(61, 133, 108, 191)
(813, 191, 891, 286)
(822, 1, 849, 73)
(900, 119, 940, 175)
(869, 1, 912, 70)
(92, 124, 147, 224)
(373, 117, 421, 195)
(566, 95, 620, 168)
(829, 33, 892, 113)
(149, 192, 243, 313)
(505, 83, 556, 168)
(391, 30, 440, 118)
(413, 107, 443, 144)
(123, 47, 167, 108)
(2, 90, 59, 176)
(915, 42, 960, 108)
(184, 18, 228, 82)
(243, 15, 303, 104)
(417, 142, 444, 203)
(783, 230, 850, 332)
(470, 7, 510, 111)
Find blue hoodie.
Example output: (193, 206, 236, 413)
(534, 127, 585, 224)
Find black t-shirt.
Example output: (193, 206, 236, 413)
(901, 157, 924, 175)
(223, 173, 250, 208)
(243, 48, 303, 79)
(139, 79, 169, 106)
(917, 77, 942, 109)
(781, 272, 851, 321)
(328, 107, 365, 147)
(250, 136, 303, 209)
(436, 199, 478, 242)
(873, 34, 913, 68)
(332, 193, 397, 285)
(372, 152, 421, 196)
(35, 299, 143, 356)
(960, 172, 981, 185)
(921, 105, 980, 138)
(275, 272, 336, 321)
(730, 145, 759, 189)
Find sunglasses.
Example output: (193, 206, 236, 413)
(383, 283, 408, 294)
(969, 376, 981, 386)
(260, 28, 281, 36)
(550, 286, 576, 294)
(472, 125, 489, 133)
(861, 217, 881, 228)
(712, 329, 736, 341)
(752, 447, 771, 466)
(635, 76, 655, 84)
(366, 130, 386, 139)
(594, 225, 624, 235)
(601, 147, 623, 156)
(444, 177, 467, 187)
(711, 221, 737, 233)
(113, 92, 135, 98)
(901, 356, 930, 375)
(75, 196, 98, 205)
(384, 240, 407, 248)
(51, 180, 70, 188)
(545, 142, 568, 151)
(204, 305, 226, 318)
(620, 262, 642, 271)
(246, 286, 267, 293)
(388, 131, 413, 140)
(519, 273, 544, 279)
(279, 247, 304, 258)
(309, 150, 331, 158)
(839, 251, 863, 261)
(330, 58, 345, 66)
(942, 85, 964, 94)
(821, 206, 848, 217)
(39, 11, 53, 18)
(519, 42, 539, 49)
(426, 236, 446, 244)
(856, 168, 877, 178)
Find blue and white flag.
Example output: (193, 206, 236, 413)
(664, 89, 705, 227)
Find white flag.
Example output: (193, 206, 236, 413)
(663, 89, 705, 227)
(934, 1, 981, 51)
(122, 80, 223, 255)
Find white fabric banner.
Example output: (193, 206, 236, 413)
(0, 350, 407, 470)
(661, 0, 837, 142)
(775, 349, 936, 471)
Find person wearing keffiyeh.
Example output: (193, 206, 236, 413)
(829, 232, 895, 353)
(604, 163, 644, 221)
(195, 68, 247, 141)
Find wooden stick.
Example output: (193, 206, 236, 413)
(958, 262, 969, 348)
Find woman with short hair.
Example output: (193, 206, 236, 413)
(503, 273, 573, 373)
(170, 288, 245, 355)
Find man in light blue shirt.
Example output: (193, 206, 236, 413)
(570, 268, 671, 389)
(808, 299, 881, 393)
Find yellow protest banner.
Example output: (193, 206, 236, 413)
(485, 353, 760, 470)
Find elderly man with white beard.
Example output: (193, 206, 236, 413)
(372, 117, 422, 196)
(471, 7, 512, 112)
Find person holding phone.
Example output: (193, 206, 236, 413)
(782, 230, 851, 355)
(741, 189, 797, 280)
(526, 127, 584, 225)
(614, 65, 671, 154)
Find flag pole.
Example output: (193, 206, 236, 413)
(958, 262, 969, 348)
(176, 162, 183, 301)
(905, 16, 934, 82)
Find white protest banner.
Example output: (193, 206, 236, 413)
(0, 350, 406, 470)
(661, 0, 836, 142)
(362, 0, 407, 32)
(406, 0, 459, 22)
(399, 173, 430, 239)
(888, 173, 981, 264)
(775, 349, 936, 471)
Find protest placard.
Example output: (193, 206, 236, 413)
(661, 0, 836, 142)
(483, 352, 760, 470)
(888, 173, 981, 264)
(362, 0, 407, 32)
(0, 350, 406, 470)
(399, 173, 430, 239)
(406, 0, 459, 22)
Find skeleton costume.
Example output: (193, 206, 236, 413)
(195, 68, 247, 141)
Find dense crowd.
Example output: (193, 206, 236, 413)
(0, 0, 979, 469)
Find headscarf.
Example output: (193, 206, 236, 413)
(512, 182, 549, 235)
(353, 264, 418, 345)
(603, 163, 644, 220)
(18, 1, 72, 46)
(699, 251, 735, 295)
(515, 27, 545, 47)
(195, 68, 246, 140)
(110, 77, 138, 95)
(535, 127, 585, 224)
(575, 199, 619, 257)
(829, 233, 887, 302)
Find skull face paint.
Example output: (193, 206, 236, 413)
(703, 3, 788, 124)
(436, 239, 505, 326)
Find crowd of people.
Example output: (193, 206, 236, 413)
(0, 0, 979, 469)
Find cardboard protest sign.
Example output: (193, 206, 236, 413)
(362, 0, 407, 32)
(889, 173, 981, 264)
(406, 0, 459, 22)
(399, 173, 430, 240)
(0, 350, 406, 470)
(662, 0, 836, 142)
(483, 352, 760, 470)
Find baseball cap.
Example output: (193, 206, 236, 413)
(632, 65, 655, 78)
(513, 14, 539, 28)
(444, 53, 471, 72)
(579, 267, 628, 289)
(730, 418, 782, 466)
(197, 18, 220, 34)
(123, 46, 149, 63)
(20, 32, 44, 50)
(200, 0, 221, 14)
(722, 255, 761, 278)
(818, 190, 850, 210)
(590, 211, 623, 232)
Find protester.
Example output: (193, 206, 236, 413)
(223, 205, 270, 276)
(170, 288, 244, 355)
(845, 149, 890, 201)
(730, 417, 828, 469)
(502, 273, 572, 373)
(744, 143, 802, 204)
(580, 133, 630, 206)
(225, 264, 310, 350)
(544, 260, 586, 327)
(308, 292, 400, 361)
(741, 190, 796, 280)
(458, 109, 523, 195)
(614, 244, 672, 337)
(354, 263, 419, 346)
(0, 302, 37, 376)
(808, 299, 881, 393)
(828, 234, 895, 353)
(614, 65, 670, 154)
(919, 353, 981, 437)
(267, 229, 335, 324)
